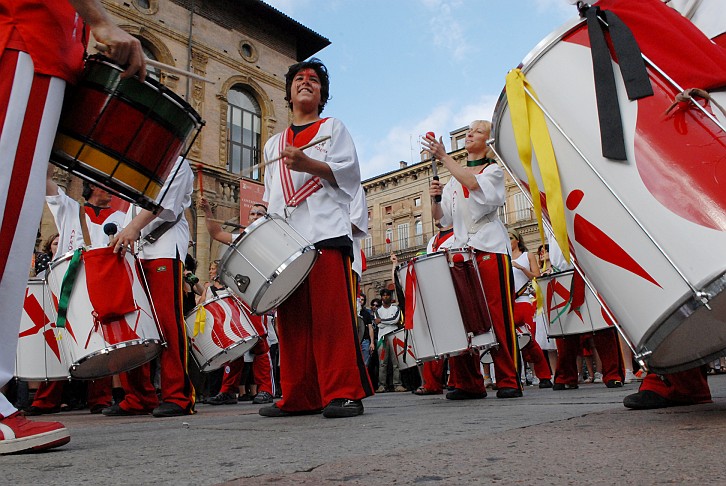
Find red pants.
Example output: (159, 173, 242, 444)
(514, 301, 551, 380)
(448, 252, 520, 393)
(555, 326, 623, 385)
(638, 367, 711, 404)
(219, 340, 273, 396)
(275, 248, 373, 412)
(118, 258, 195, 413)
(31, 378, 112, 409)
(421, 359, 445, 392)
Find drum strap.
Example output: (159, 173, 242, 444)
(56, 248, 84, 329)
(193, 306, 206, 336)
(278, 128, 323, 208)
(585, 6, 653, 160)
(403, 262, 417, 331)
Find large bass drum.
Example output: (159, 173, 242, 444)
(491, 4, 726, 373)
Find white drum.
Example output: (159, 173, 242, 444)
(492, 6, 726, 373)
(219, 215, 318, 315)
(537, 270, 614, 338)
(669, 0, 726, 46)
(15, 279, 70, 381)
(46, 248, 162, 379)
(396, 249, 497, 362)
(387, 328, 417, 370)
(481, 328, 532, 365)
(185, 291, 263, 372)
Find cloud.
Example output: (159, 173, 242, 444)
(419, 0, 472, 61)
(531, 0, 579, 17)
(359, 93, 500, 180)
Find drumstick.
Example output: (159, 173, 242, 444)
(94, 43, 215, 84)
(238, 135, 331, 177)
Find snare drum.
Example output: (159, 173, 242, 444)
(492, 6, 726, 373)
(387, 328, 418, 370)
(46, 248, 163, 379)
(218, 215, 318, 314)
(537, 270, 614, 338)
(50, 55, 204, 212)
(396, 249, 497, 362)
(15, 279, 69, 381)
(184, 291, 263, 372)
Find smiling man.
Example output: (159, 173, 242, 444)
(258, 58, 373, 419)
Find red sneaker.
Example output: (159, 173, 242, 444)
(0, 411, 70, 455)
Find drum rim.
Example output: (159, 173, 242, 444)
(69, 338, 163, 378)
(184, 291, 237, 319)
(395, 248, 472, 273)
(86, 55, 204, 124)
(193, 335, 260, 372)
(491, 15, 585, 142)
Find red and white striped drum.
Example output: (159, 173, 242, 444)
(46, 248, 163, 379)
(538, 270, 615, 338)
(15, 279, 69, 381)
(184, 291, 263, 372)
(396, 249, 497, 362)
(492, 6, 726, 373)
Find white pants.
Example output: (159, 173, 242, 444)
(0, 50, 65, 417)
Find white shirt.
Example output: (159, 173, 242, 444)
(263, 118, 361, 245)
(350, 185, 368, 278)
(438, 163, 509, 255)
(125, 157, 193, 261)
(512, 251, 532, 303)
(426, 228, 457, 254)
(375, 303, 401, 338)
(46, 188, 126, 257)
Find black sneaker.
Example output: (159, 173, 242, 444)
(258, 403, 322, 417)
(538, 379, 553, 389)
(322, 399, 364, 418)
(552, 383, 579, 391)
(102, 404, 150, 416)
(606, 380, 624, 388)
(24, 406, 60, 416)
(252, 391, 274, 404)
(238, 394, 253, 402)
(445, 389, 487, 400)
(206, 392, 238, 405)
(152, 402, 187, 418)
(623, 390, 679, 410)
(496, 387, 523, 398)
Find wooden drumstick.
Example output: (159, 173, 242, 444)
(238, 135, 331, 178)
(94, 43, 215, 84)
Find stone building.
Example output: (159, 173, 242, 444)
(360, 126, 542, 304)
(43, 0, 329, 278)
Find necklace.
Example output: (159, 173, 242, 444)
(467, 157, 496, 167)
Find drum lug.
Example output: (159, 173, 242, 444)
(234, 274, 250, 293)
(695, 291, 712, 310)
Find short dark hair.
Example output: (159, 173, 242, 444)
(380, 289, 392, 297)
(184, 254, 197, 273)
(82, 181, 93, 200)
(370, 298, 382, 308)
(284, 57, 330, 115)
(251, 203, 267, 213)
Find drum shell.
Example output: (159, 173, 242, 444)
(184, 292, 262, 372)
(491, 17, 726, 372)
(46, 249, 162, 379)
(219, 215, 318, 314)
(396, 250, 497, 361)
(50, 56, 204, 211)
(537, 270, 615, 338)
(15, 279, 70, 381)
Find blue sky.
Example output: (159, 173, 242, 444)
(264, 0, 577, 179)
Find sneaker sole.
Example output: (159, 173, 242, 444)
(322, 409, 363, 418)
(0, 428, 70, 455)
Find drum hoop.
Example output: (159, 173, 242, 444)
(87, 56, 204, 124)
(69, 338, 163, 378)
(534, 269, 575, 283)
(194, 335, 260, 372)
(250, 244, 317, 314)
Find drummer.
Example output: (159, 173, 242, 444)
(24, 171, 128, 416)
(258, 58, 373, 418)
(0, 0, 145, 454)
(425, 120, 522, 399)
(197, 199, 275, 406)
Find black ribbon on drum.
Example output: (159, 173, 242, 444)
(582, 5, 653, 161)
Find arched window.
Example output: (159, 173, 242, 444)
(227, 86, 261, 179)
(140, 43, 160, 82)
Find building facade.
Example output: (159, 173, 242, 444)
(360, 126, 542, 304)
(43, 0, 328, 277)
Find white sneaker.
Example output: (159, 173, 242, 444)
(593, 372, 603, 384)
(624, 370, 636, 384)
(483, 377, 493, 388)
(531, 377, 540, 386)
